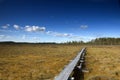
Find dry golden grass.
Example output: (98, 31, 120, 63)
(0, 44, 82, 80)
(84, 46, 120, 80)
(1, 44, 120, 80)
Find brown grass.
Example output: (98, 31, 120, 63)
(1, 44, 120, 80)
(0, 44, 82, 80)
(84, 46, 120, 80)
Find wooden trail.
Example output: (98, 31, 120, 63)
(54, 48, 86, 80)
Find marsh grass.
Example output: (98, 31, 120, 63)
(1, 44, 119, 80)
(0, 44, 82, 80)
(84, 46, 120, 80)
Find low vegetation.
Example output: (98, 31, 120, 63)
(0, 42, 120, 80)
(84, 46, 120, 80)
(0, 44, 82, 80)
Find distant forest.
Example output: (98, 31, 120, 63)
(65, 38, 120, 45)
(0, 38, 120, 45)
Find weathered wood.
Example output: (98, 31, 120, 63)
(54, 48, 86, 80)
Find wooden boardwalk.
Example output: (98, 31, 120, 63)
(54, 48, 86, 80)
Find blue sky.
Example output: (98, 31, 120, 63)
(0, 0, 120, 43)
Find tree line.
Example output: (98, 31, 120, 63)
(64, 37, 120, 45)
(0, 37, 120, 45)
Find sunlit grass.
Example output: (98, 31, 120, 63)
(1, 44, 119, 80)
(0, 44, 82, 80)
(84, 46, 120, 80)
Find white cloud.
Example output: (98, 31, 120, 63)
(46, 31, 86, 40)
(2, 24, 10, 29)
(0, 35, 5, 39)
(13, 24, 20, 30)
(22, 35, 26, 39)
(55, 33, 71, 37)
(80, 25, 88, 29)
(25, 25, 46, 32)
(32, 37, 40, 40)
(0, 35, 11, 39)
(69, 35, 83, 39)
(46, 31, 74, 37)
(7, 24, 10, 26)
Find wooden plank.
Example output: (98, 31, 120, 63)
(54, 48, 86, 80)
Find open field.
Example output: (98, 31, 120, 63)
(85, 46, 120, 80)
(0, 44, 120, 80)
(0, 44, 82, 80)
